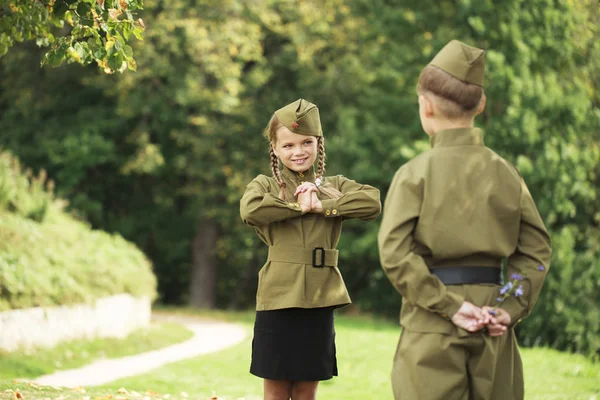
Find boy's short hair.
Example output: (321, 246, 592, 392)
(417, 65, 484, 119)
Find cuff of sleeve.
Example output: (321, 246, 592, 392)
(286, 201, 303, 213)
(501, 296, 528, 327)
(439, 291, 464, 320)
(320, 199, 339, 217)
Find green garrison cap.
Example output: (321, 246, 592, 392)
(429, 40, 486, 87)
(274, 99, 323, 137)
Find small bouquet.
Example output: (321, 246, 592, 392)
(488, 273, 525, 316)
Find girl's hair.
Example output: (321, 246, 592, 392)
(417, 65, 484, 119)
(315, 136, 342, 200)
(266, 114, 342, 201)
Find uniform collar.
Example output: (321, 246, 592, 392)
(430, 127, 484, 148)
(282, 165, 316, 184)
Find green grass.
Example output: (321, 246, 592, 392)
(0, 322, 193, 380)
(0, 311, 598, 400)
(105, 311, 600, 400)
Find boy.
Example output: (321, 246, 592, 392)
(377, 40, 552, 400)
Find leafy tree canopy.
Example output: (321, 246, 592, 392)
(0, 0, 145, 72)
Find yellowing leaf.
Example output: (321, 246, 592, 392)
(108, 8, 122, 20)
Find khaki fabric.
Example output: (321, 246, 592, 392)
(392, 329, 524, 400)
(241, 166, 381, 310)
(429, 40, 486, 87)
(274, 98, 323, 137)
(378, 127, 552, 328)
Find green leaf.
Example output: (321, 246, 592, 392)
(122, 21, 133, 40)
(107, 51, 124, 71)
(43, 43, 69, 67)
(88, 36, 106, 59)
(53, 0, 70, 18)
(73, 42, 91, 63)
(132, 26, 144, 41)
(76, 2, 92, 17)
(123, 44, 133, 58)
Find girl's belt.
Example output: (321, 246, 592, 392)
(268, 246, 339, 268)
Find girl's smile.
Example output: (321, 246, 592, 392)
(272, 126, 317, 172)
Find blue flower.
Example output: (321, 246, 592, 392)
(510, 273, 524, 280)
(515, 285, 524, 297)
(538, 265, 545, 271)
(499, 281, 513, 295)
(496, 297, 503, 302)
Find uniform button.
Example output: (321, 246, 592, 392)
(332, 209, 338, 215)
(325, 210, 331, 215)
(300, 180, 305, 184)
(294, 203, 300, 207)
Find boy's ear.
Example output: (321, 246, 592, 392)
(420, 94, 435, 117)
(475, 94, 487, 116)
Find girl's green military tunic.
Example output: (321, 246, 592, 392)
(240, 165, 381, 311)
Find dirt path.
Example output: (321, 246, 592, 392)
(34, 315, 248, 388)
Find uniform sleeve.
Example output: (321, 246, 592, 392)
(319, 176, 381, 221)
(377, 166, 464, 319)
(240, 176, 303, 227)
(502, 179, 552, 325)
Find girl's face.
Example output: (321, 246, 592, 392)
(272, 126, 317, 173)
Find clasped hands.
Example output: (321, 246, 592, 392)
(451, 302, 511, 336)
(294, 182, 323, 214)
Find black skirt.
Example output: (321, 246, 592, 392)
(250, 307, 338, 381)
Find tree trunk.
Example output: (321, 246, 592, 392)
(189, 219, 218, 309)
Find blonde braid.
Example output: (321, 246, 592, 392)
(270, 147, 287, 200)
(317, 136, 326, 179)
(315, 136, 342, 199)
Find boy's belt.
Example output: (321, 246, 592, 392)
(429, 266, 502, 285)
(268, 246, 339, 268)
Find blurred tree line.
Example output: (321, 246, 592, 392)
(0, 0, 598, 357)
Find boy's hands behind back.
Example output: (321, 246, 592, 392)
(451, 302, 511, 335)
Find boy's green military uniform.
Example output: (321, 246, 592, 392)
(241, 100, 381, 311)
(378, 41, 552, 400)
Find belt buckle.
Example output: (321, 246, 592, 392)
(312, 247, 325, 268)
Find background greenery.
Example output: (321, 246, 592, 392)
(0, 150, 157, 310)
(0, 0, 598, 357)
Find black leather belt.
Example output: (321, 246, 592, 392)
(429, 266, 502, 285)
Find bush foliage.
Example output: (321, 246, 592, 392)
(0, 150, 157, 311)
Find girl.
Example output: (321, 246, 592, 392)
(240, 99, 381, 400)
